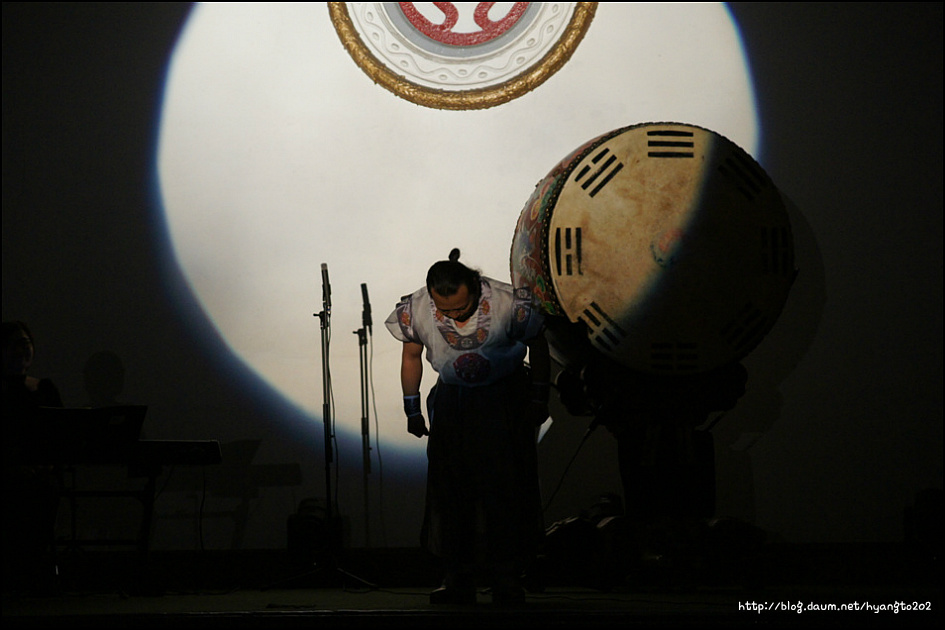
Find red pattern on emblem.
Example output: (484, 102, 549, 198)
(399, 2, 529, 47)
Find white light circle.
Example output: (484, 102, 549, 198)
(157, 3, 758, 451)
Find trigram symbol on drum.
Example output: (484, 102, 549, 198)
(580, 302, 626, 352)
(760, 226, 793, 276)
(717, 149, 768, 202)
(554, 227, 583, 276)
(646, 129, 694, 158)
(573, 148, 623, 198)
(720, 302, 770, 355)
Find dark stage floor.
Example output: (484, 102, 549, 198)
(3, 544, 942, 629)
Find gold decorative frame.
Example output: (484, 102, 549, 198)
(328, 2, 598, 110)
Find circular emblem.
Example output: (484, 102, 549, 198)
(329, 2, 597, 110)
(453, 352, 491, 383)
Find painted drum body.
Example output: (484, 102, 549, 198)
(511, 123, 795, 375)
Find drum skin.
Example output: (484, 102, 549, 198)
(511, 122, 795, 375)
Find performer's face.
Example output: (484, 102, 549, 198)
(431, 285, 477, 322)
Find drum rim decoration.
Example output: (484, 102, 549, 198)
(532, 125, 628, 315)
(328, 2, 598, 111)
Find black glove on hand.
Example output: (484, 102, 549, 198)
(404, 395, 429, 438)
(407, 414, 429, 438)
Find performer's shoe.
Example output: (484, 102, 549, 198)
(429, 585, 477, 605)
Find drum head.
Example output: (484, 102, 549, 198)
(512, 123, 795, 374)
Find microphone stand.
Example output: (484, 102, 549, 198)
(354, 283, 373, 548)
(310, 270, 374, 589)
(317, 264, 334, 533)
(263, 263, 377, 590)
(354, 329, 370, 547)
(267, 266, 375, 590)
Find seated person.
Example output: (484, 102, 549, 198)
(2, 320, 63, 592)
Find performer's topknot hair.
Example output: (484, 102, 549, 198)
(427, 248, 480, 298)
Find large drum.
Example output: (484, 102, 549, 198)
(511, 123, 795, 375)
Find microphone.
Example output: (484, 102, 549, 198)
(361, 283, 373, 334)
(321, 263, 331, 312)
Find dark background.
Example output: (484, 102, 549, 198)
(2, 2, 942, 552)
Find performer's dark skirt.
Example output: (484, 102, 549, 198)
(423, 369, 543, 573)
